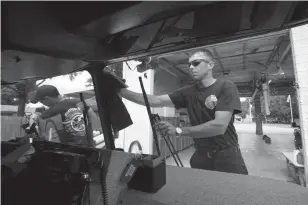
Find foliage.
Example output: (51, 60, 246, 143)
(1, 80, 38, 115)
(249, 95, 300, 123)
(68, 72, 83, 81)
(1, 86, 19, 105)
(1, 72, 79, 116)
(266, 96, 290, 119)
(85, 63, 123, 87)
(240, 98, 250, 118)
(105, 63, 123, 78)
(85, 78, 93, 87)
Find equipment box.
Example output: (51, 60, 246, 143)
(128, 155, 166, 193)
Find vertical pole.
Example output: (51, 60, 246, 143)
(254, 93, 263, 135)
(249, 103, 252, 123)
(48, 128, 52, 141)
(88, 64, 116, 150)
(289, 96, 294, 123)
(290, 24, 308, 187)
(262, 83, 270, 116)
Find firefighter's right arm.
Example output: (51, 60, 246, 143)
(119, 88, 174, 108)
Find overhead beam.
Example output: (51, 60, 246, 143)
(184, 52, 190, 57)
(79, 2, 212, 38)
(277, 43, 291, 67)
(151, 60, 177, 77)
(158, 58, 190, 78)
(243, 41, 248, 70)
(265, 36, 287, 68)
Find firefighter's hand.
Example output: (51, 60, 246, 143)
(154, 121, 176, 137)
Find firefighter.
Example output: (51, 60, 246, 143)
(119, 49, 248, 175)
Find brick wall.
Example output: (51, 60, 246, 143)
(290, 23, 308, 187)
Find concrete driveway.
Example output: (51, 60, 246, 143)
(166, 122, 297, 183)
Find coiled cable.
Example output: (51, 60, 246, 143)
(100, 166, 109, 205)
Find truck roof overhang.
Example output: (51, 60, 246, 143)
(2, 1, 308, 82)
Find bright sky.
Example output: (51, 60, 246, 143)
(39, 71, 93, 95)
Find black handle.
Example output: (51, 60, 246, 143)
(79, 93, 94, 147)
(138, 77, 161, 156)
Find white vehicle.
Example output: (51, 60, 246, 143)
(61, 63, 156, 154)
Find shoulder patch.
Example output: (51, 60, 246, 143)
(205, 95, 218, 110)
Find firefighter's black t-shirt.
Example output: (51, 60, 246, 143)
(41, 99, 87, 146)
(168, 79, 242, 150)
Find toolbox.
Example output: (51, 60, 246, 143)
(128, 154, 166, 193)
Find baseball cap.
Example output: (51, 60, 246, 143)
(31, 85, 60, 104)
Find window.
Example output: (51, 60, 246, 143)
(1, 70, 108, 148)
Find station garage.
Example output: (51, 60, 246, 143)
(2, 3, 308, 202)
(115, 27, 307, 186)
(60, 27, 307, 186)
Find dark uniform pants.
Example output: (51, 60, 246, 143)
(190, 146, 248, 175)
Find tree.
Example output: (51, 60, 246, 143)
(69, 72, 83, 81)
(1, 78, 46, 116)
(249, 94, 300, 123)
(240, 98, 250, 118)
(84, 63, 123, 87)
(1, 80, 39, 115)
(106, 63, 123, 78)
(1, 86, 19, 105)
(268, 96, 290, 119)
(249, 95, 296, 123)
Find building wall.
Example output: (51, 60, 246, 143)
(153, 69, 181, 117)
(290, 24, 308, 187)
(152, 69, 194, 157)
(119, 61, 155, 154)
